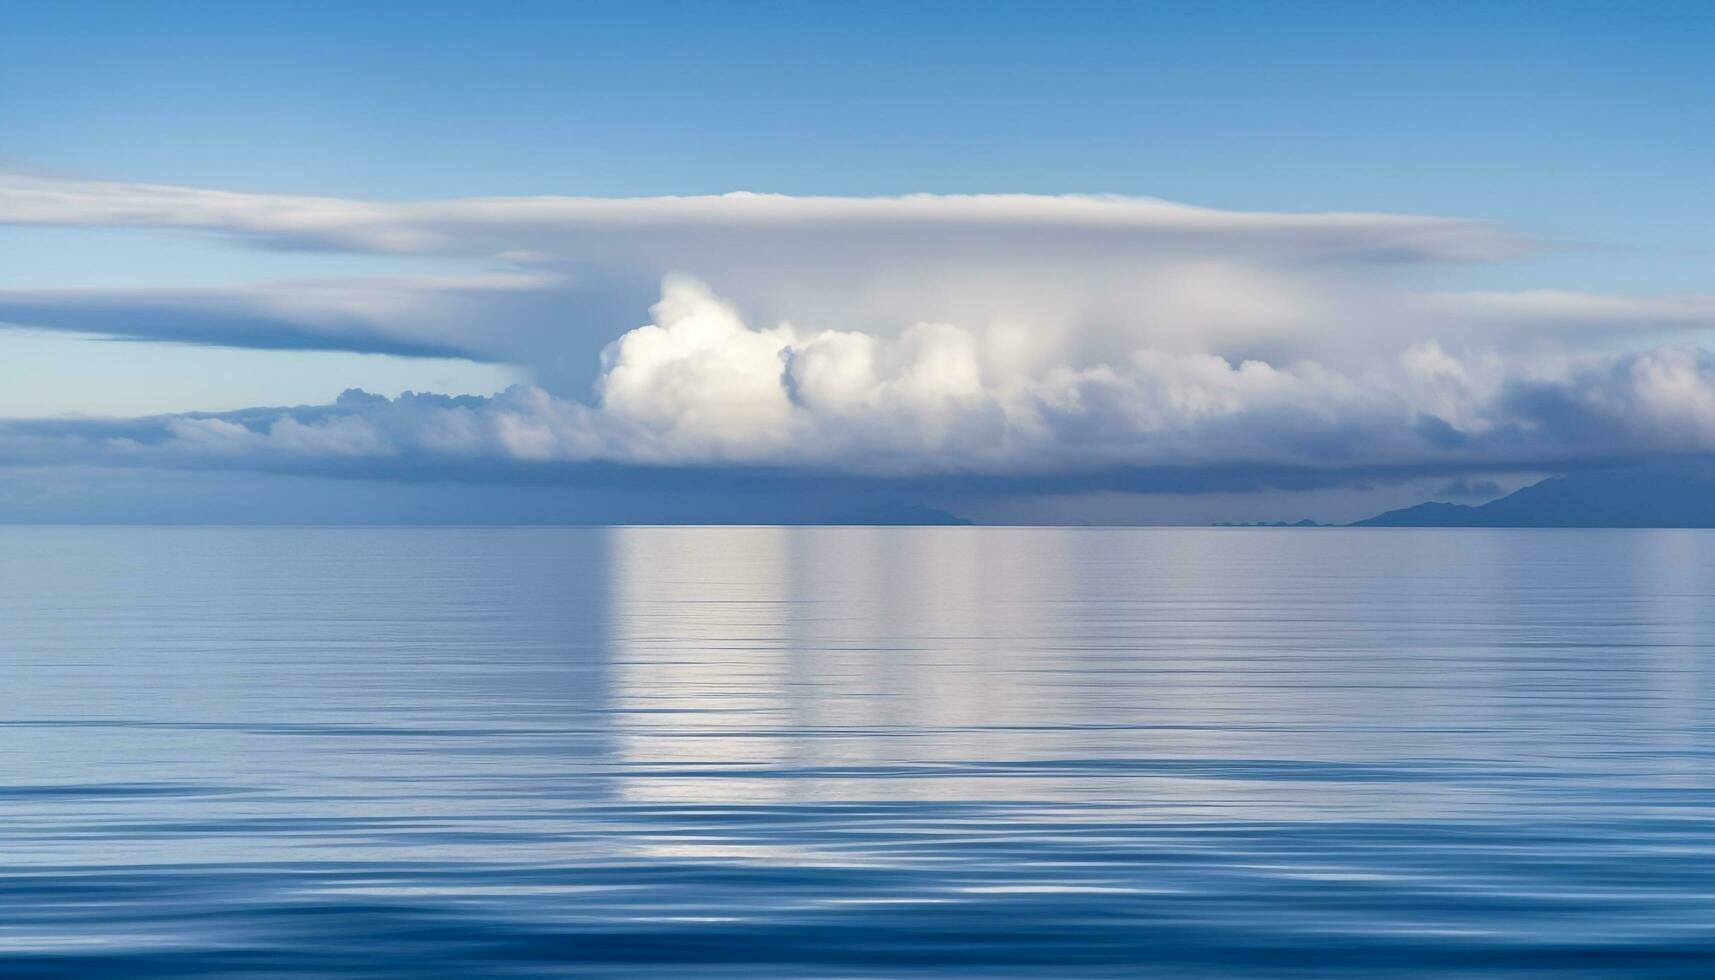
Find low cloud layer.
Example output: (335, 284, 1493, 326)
(9, 278, 1715, 488)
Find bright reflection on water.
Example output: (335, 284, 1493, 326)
(4, 526, 1715, 976)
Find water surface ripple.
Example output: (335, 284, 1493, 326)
(4, 526, 1715, 977)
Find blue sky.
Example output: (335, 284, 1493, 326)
(7, 1, 1709, 265)
(2, 1, 1713, 522)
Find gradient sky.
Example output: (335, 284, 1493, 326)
(2, 1, 1713, 523)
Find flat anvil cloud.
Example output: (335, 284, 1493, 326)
(0, 173, 1522, 261)
(4, 173, 1715, 486)
(0, 174, 1536, 375)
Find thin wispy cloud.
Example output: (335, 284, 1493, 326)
(0, 173, 1524, 260)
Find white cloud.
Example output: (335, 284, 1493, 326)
(10, 278, 1715, 483)
(0, 272, 561, 360)
(0, 173, 1524, 262)
(1433, 290, 1715, 328)
(0, 173, 1547, 385)
(6, 174, 1713, 381)
(7, 174, 1715, 487)
(597, 279, 801, 459)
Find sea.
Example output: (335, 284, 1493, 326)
(4, 525, 1715, 977)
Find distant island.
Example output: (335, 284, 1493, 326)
(1354, 459, 1715, 527)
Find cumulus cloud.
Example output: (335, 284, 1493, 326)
(10, 278, 1715, 487)
(6, 174, 1715, 490)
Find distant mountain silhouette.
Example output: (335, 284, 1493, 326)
(1355, 458, 1715, 527)
(846, 504, 975, 526)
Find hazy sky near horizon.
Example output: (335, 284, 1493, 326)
(2, 0, 1713, 523)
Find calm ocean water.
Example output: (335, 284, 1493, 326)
(4, 526, 1715, 977)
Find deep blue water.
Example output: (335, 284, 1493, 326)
(4, 526, 1715, 977)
